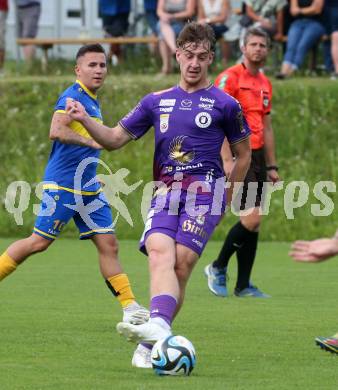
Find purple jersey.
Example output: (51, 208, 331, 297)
(120, 84, 250, 187)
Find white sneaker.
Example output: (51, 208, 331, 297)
(116, 321, 171, 344)
(122, 302, 150, 325)
(131, 344, 152, 368)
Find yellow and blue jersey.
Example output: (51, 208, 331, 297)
(43, 80, 103, 194)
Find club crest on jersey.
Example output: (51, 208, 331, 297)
(160, 114, 170, 133)
(195, 112, 212, 128)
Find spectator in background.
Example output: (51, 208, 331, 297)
(243, 0, 287, 41)
(282, 0, 293, 36)
(276, 0, 325, 79)
(157, 0, 196, 75)
(221, 3, 243, 66)
(0, 0, 8, 75)
(15, 0, 41, 63)
(98, 0, 130, 66)
(144, 0, 159, 55)
(197, 0, 230, 66)
(144, 0, 158, 35)
(323, 0, 338, 79)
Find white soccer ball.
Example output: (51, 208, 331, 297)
(151, 335, 196, 376)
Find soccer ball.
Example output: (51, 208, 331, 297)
(151, 335, 196, 376)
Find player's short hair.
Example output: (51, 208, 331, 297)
(76, 44, 106, 61)
(243, 26, 271, 47)
(177, 22, 216, 52)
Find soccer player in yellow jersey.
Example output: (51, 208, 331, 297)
(0, 44, 148, 326)
(290, 230, 338, 354)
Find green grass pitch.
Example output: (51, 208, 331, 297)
(1, 238, 337, 389)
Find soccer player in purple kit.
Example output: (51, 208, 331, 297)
(66, 22, 252, 368)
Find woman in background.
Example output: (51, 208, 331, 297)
(276, 0, 325, 78)
(157, 0, 196, 75)
(197, 0, 230, 66)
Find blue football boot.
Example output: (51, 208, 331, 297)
(204, 264, 228, 297)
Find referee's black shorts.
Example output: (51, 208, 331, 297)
(239, 148, 267, 210)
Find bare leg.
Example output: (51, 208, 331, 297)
(146, 233, 179, 298)
(220, 40, 232, 68)
(91, 233, 122, 279)
(331, 32, 338, 74)
(7, 233, 53, 264)
(174, 243, 199, 317)
(158, 40, 173, 74)
(160, 21, 177, 53)
(240, 207, 262, 232)
(22, 44, 36, 63)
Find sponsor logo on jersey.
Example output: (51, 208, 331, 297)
(160, 107, 174, 113)
(192, 238, 203, 248)
(159, 99, 176, 106)
(168, 136, 195, 164)
(165, 162, 203, 172)
(160, 114, 170, 133)
(179, 99, 193, 111)
(198, 103, 214, 111)
(200, 96, 215, 104)
(195, 112, 212, 128)
(182, 219, 208, 239)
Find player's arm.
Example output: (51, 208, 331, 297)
(297, 0, 324, 16)
(220, 138, 234, 179)
(49, 112, 102, 149)
(227, 138, 251, 206)
(263, 114, 279, 183)
(290, 231, 338, 262)
(66, 99, 132, 150)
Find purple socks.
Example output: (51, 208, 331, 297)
(150, 294, 177, 326)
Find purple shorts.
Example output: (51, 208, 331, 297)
(139, 184, 226, 256)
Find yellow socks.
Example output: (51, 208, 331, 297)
(105, 273, 135, 308)
(0, 252, 18, 281)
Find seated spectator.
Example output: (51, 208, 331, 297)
(99, 0, 130, 66)
(0, 0, 8, 75)
(323, 0, 338, 79)
(221, 3, 243, 66)
(276, 0, 325, 79)
(157, 0, 196, 75)
(144, 0, 158, 35)
(242, 0, 287, 41)
(197, 0, 230, 65)
(15, 0, 41, 63)
(198, 0, 229, 39)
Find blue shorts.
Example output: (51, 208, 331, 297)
(34, 189, 114, 240)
